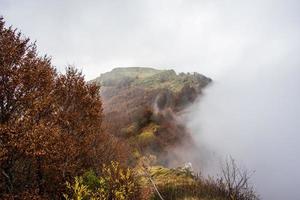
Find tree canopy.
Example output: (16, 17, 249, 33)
(0, 17, 126, 199)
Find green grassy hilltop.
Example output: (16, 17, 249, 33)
(92, 67, 211, 93)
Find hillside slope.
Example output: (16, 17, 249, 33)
(88, 68, 258, 200)
(90, 67, 211, 165)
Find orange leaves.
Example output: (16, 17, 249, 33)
(0, 18, 111, 198)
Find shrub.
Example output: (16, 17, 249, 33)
(150, 158, 259, 200)
(64, 161, 141, 200)
(63, 177, 91, 200)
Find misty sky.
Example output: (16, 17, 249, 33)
(1, 0, 298, 80)
(2, 0, 300, 199)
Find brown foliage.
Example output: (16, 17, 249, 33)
(0, 17, 125, 198)
(100, 81, 196, 166)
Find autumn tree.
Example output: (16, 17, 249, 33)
(0, 17, 125, 198)
(0, 16, 57, 195)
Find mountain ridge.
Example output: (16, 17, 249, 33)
(90, 67, 212, 165)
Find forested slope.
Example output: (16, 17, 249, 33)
(90, 67, 212, 165)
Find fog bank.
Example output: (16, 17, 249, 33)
(173, 1, 300, 199)
(186, 34, 300, 200)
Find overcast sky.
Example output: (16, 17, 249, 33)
(2, 1, 300, 199)
(2, 0, 298, 80)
